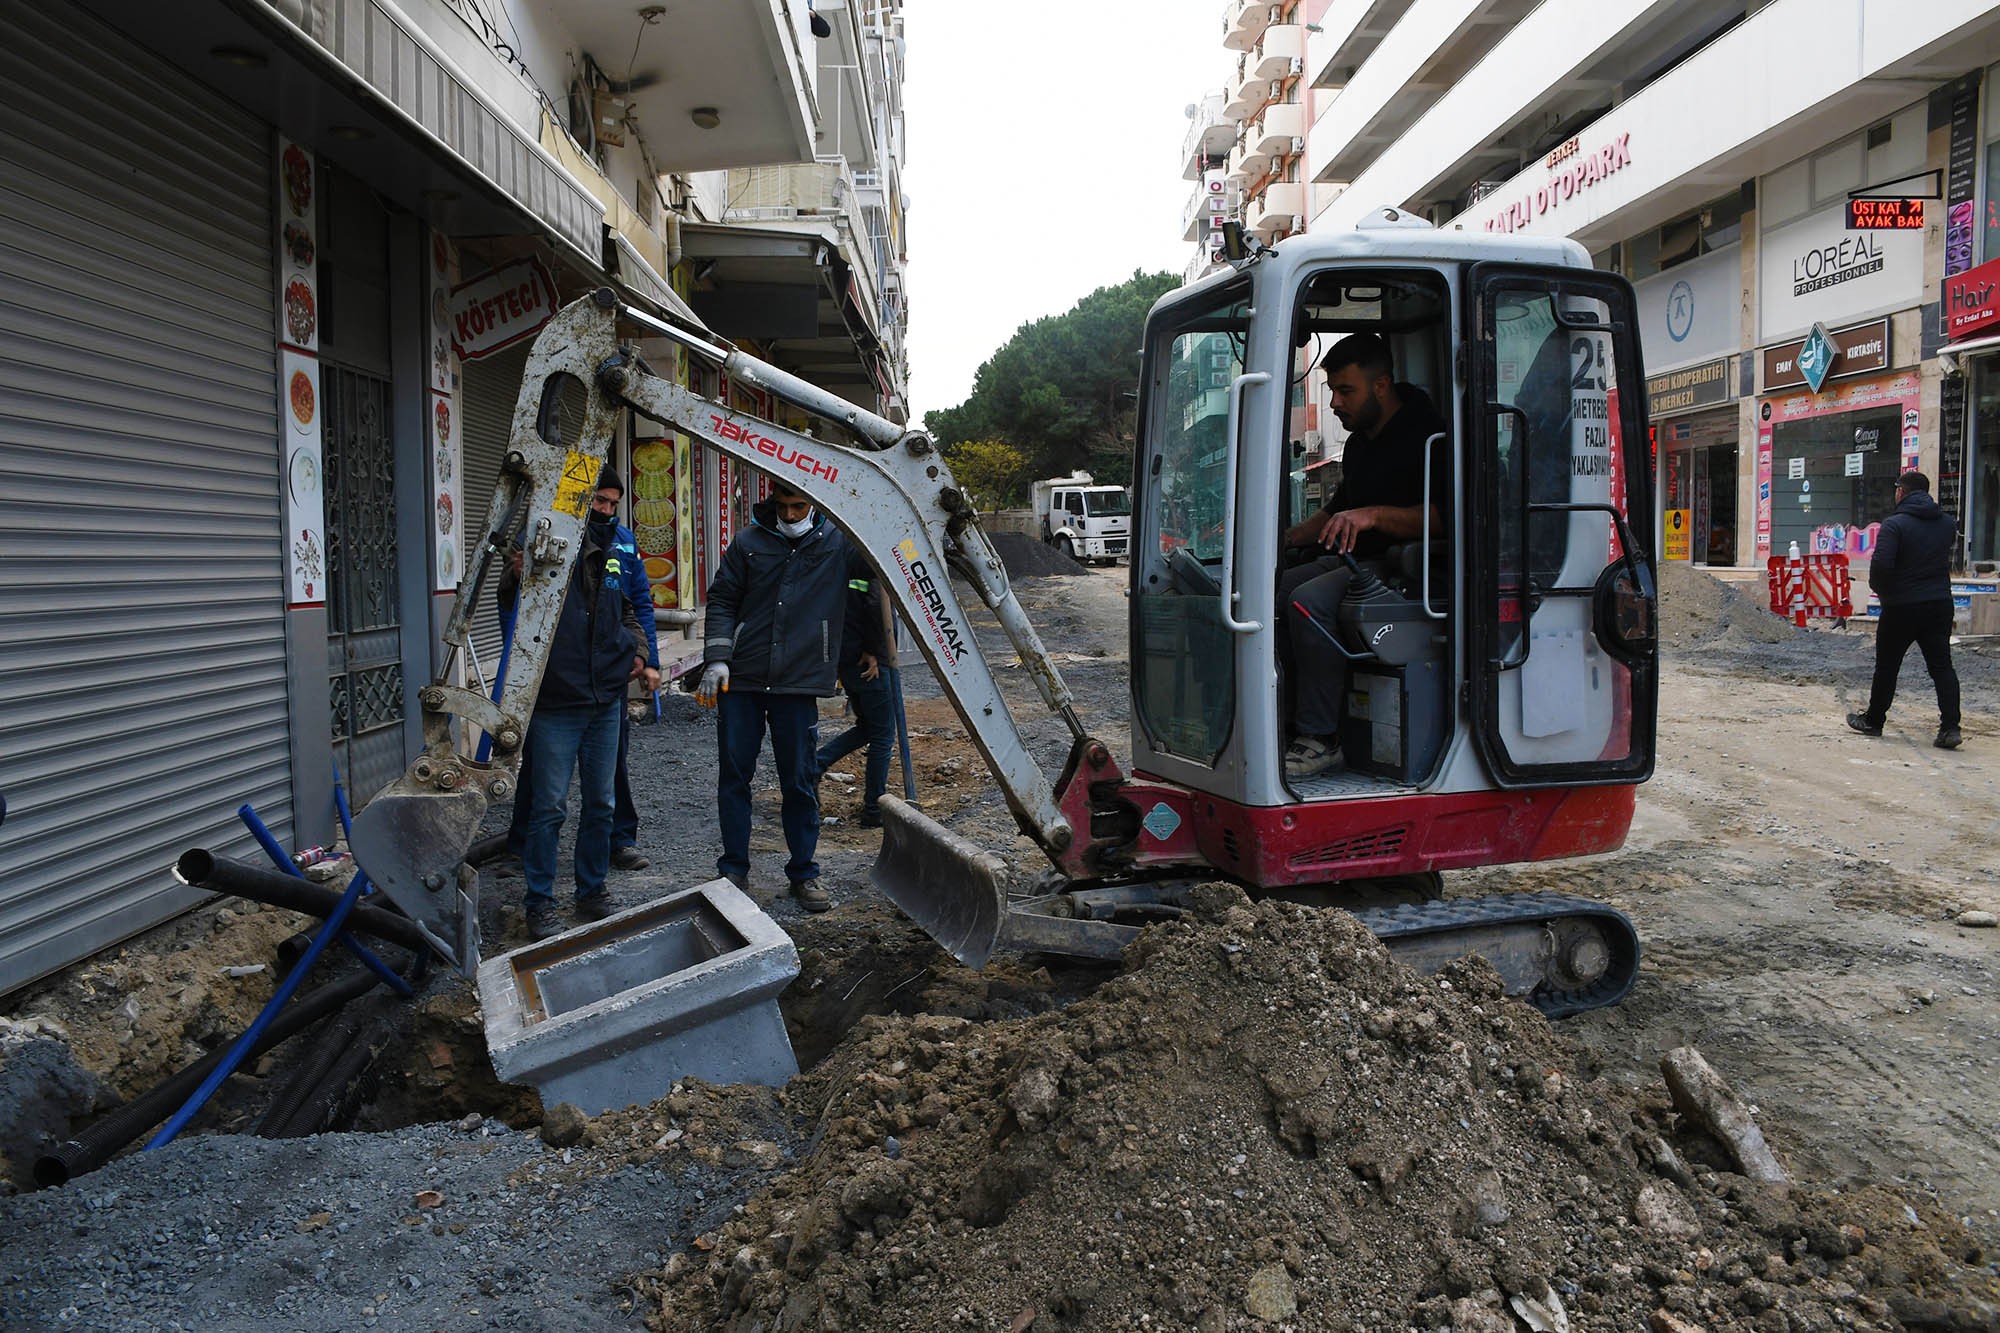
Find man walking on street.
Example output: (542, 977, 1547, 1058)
(814, 567, 895, 828)
(696, 480, 851, 912)
(1847, 470, 1962, 750)
(500, 466, 648, 940)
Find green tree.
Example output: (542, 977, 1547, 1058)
(926, 269, 1178, 485)
(942, 439, 1030, 510)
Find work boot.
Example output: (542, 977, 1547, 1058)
(609, 845, 650, 871)
(1936, 726, 1963, 750)
(525, 899, 563, 942)
(857, 807, 883, 829)
(1844, 712, 1882, 736)
(790, 879, 831, 913)
(574, 891, 620, 923)
(722, 871, 749, 893)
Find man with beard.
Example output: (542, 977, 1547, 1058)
(1278, 333, 1448, 778)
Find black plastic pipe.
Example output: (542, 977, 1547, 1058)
(255, 1009, 364, 1138)
(269, 1014, 390, 1138)
(176, 850, 428, 953)
(34, 969, 379, 1188)
(464, 833, 510, 866)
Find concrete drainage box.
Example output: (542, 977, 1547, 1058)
(477, 878, 800, 1114)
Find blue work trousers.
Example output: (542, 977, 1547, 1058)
(815, 662, 895, 816)
(520, 699, 622, 903)
(716, 691, 820, 884)
(509, 708, 641, 852)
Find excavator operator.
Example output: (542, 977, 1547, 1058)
(1277, 332, 1449, 779)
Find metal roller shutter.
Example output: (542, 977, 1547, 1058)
(459, 342, 529, 682)
(0, 2, 285, 994)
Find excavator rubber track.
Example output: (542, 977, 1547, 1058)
(1352, 891, 1641, 1018)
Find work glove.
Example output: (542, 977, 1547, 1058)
(696, 662, 730, 708)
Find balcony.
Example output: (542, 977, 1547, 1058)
(1228, 59, 1280, 119)
(556, 0, 817, 171)
(1251, 24, 1307, 81)
(1183, 179, 1236, 243)
(1310, 0, 1532, 185)
(1306, 0, 1418, 88)
(1246, 181, 1306, 236)
(1223, 0, 1280, 52)
(1182, 91, 1239, 180)
(1252, 101, 1307, 158)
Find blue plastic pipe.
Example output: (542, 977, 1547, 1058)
(145, 868, 374, 1150)
(887, 665, 917, 806)
(474, 604, 519, 764)
(238, 804, 306, 880)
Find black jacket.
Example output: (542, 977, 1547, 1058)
(838, 561, 893, 671)
(499, 524, 642, 709)
(1869, 491, 1956, 607)
(703, 500, 852, 695)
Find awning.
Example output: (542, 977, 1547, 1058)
(95, 0, 607, 274)
(608, 232, 707, 332)
(680, 222, 886, 409)
(1942, 332, 2000, 367)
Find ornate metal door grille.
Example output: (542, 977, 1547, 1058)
(322, 364, 406, 804)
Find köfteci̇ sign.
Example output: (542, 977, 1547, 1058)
(450, 258, 557, 360)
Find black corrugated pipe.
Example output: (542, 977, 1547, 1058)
(175, 850, 429, 953)
(268, 1014, 391, 1138)
(255, 1009, 365, 1138)
(463, 833, 510, 866)
(33, 968, 380, 1188)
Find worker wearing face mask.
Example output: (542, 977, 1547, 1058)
(499, 465, 646, 940)
(696, 479, 858, 913)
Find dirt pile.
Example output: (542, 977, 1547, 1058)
(1658, 561, 1806, 654)
(986, 531, 1088, 578)
(641, 886, 2000, 1332)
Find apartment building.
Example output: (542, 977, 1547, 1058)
(0, 0, 908, 993)
(1271, 0, 2000, 577)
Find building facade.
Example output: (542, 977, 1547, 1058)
(1187, 0, 2000, 576)
(0, 0, 908, 994)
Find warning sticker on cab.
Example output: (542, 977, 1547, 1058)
(555, 450, 598, 516)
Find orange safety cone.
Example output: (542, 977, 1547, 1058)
(1788, 541, 1807, 627)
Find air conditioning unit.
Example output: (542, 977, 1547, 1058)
(1267, 4, 1281, 21)
(1288, 57, 1303, 76)
(1290, 136, 1305, 154)
(1268, 80, 1283, 99)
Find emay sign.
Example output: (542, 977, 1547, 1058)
(1944, 255, 2000, 342)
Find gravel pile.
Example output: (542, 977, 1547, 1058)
(985, 532, 1088, 578)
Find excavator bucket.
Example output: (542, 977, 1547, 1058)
(871, 795, 1009, 969)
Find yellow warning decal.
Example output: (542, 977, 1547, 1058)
(555, 450, 598, 516)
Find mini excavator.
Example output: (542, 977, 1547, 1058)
(351, 210, 1659, 1017)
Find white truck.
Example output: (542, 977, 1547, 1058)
(1031, 472, 1131, 565)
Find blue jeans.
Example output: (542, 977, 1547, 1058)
(717, 691, 820, 884)
(815, 662, 894, 815)
(520, 700, 622, 904)
(508, 708, 641, 852)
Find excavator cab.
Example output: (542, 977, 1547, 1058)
(1126, 219, 1657, 892)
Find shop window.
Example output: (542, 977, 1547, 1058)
(1762, 105, 1923, 232)
(1768, 407, 1903, 557)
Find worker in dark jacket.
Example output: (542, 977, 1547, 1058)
(813, 564, 895, 827)
(500, 468, 647, 939)
(697, 480, 850, 911)
(1847, 470, 1962, 750)
(499, 472, 662, 872)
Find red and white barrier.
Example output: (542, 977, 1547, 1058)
(1766, 547, 1854, 627)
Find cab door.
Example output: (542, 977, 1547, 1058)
(1464, 266, 1657, 785)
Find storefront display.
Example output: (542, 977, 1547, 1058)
(1755, 372, 1920, 560)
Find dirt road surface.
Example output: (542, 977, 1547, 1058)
(2, 556, 1998, 1331)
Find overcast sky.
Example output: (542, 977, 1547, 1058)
(900, 0, 1230, 424)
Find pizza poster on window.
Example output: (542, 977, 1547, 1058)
(274, 138, 326, 609)
(429, 231, 463, 591)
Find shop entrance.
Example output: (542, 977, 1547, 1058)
(1661, 411, 1738, 565)
(1768, 404, 1902, 557)
(1971, 360, 2000, 564)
